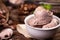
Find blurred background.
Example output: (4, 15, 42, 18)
(1, 0, 60, 24)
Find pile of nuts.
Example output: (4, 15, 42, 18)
(0, 9, 16, 29)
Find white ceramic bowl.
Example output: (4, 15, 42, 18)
(24, 14, 60, 39)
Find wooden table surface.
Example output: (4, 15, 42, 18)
(5, 24, 60, 40)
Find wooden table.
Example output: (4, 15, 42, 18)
(5, 24, 60, 40)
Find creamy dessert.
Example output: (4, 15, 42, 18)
(28, 6, 58, 28)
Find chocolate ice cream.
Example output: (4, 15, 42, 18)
(28, 6, 58, 28)
(43, 18, 58, 28)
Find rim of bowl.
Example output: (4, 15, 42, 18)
(24, 14, 60, 30)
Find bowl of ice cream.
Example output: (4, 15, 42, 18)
(24, 6, 60, 39)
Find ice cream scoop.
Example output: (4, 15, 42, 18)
(34, 6, 53, 25)
(43, 18, 58, 28)
(28, 6, 53, 26)
(28, 17, 42, 27)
